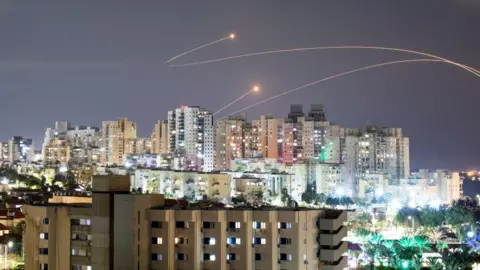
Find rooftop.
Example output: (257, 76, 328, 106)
(156, 199, 344, 214)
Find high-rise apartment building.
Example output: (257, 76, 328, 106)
(43, 135, 70, 165)
(167, 106, 214, 172)
(0, 142, 9, 162)
(151, 120, 169, 154)
(42, 121, 101, 166)
(279, 104, 340, 164)
(215, 114, 251, 170)
(342, 122, 410, 186)
(101, 118, 137, 165)
(23, 175, 348, 270)
(8, 136, 34, 163)
(252, 115, 284, 159)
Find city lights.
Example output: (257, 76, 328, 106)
(59, 165, 68, 173)
(3, 3, 480, 270)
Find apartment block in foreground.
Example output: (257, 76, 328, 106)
(23, 175, 347, 270)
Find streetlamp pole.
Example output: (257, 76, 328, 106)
(408, 216, 414, 234)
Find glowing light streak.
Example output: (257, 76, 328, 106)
(213, 85, 260, 116)
(219, 59, 444, 119)
(165, 34, 235, 64)
(168, 45, 480, 77)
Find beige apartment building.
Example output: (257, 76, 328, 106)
(215, 115, 250, 170)
(42, 137, 71, 165)
(101, 118, 137, 165)
(151, 120, 169, 154)
(23, 175, 347, 270)
(133, 169, 232, 201)
(252, 115, 284, 160)
(125, 137, 152, 155)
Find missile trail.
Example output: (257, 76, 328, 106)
(214, 91, 251, 116)
(169, 46, 480, 77)
(218, 59, 446, 119)
(214, 85, 260, 116)
(165, 35, 234, 64)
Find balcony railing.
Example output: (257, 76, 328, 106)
(317, 226, 348, 246)
(71, 225, 91, 233)
(317, 242, 347, 262)
(317, 211, 347, 231)
(320, 256, 348, 270)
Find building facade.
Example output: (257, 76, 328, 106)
(215, 115, 252, 170)
(8, 136, 34, 163)
(23, 175, 348, 270)
(167, 106, 214, 172)
(151, 120, 169, 154)
(101, 118, 137, 165)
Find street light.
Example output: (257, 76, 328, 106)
(408, 216, 415, 232)
(2, 241, 12, 269)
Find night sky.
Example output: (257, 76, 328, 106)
(1, 1, 479, 170)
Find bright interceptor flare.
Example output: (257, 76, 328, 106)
(165, 33, 236, 64)
(213, 84, 260, 116)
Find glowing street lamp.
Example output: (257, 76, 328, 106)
(408, 216, 415, 232)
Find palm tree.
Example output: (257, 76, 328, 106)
(436, 241, 449, 252)
(380, 240, 397, 267)
(355, 228, 372, 251)
(396, 237, 419, 262)
(413, 235, 431, 254)
(366, 232, 383, 269)
(426, 257, 443, 270)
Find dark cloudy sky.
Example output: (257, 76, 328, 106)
(1, 1, 479, 170)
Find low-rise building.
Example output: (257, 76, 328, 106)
(133, 169, 231, 201)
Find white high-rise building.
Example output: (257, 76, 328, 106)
(342, 122, 410, 196)
(167, 106, 214, 172)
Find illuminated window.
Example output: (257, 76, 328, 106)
(253, 238, 266, 245)
(151, 253, 162, 261)
(227, 237, 241, 245)
(203, 253, 216, 261)
(151, 237, 162, 244)
(252, 222, 266, 229)
(280, 253, 292, 261)
(203, 237, 216, 245)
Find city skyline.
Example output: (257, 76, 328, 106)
(1, 1, 479, 170)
